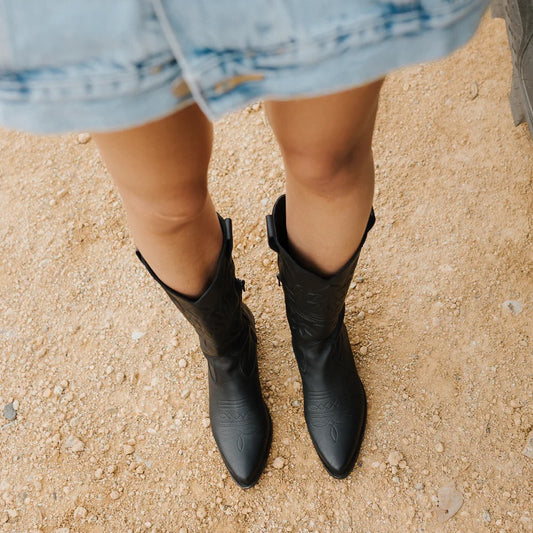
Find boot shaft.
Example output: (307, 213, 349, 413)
(136, 216, 248, 358)
(266, 195, 375, 341)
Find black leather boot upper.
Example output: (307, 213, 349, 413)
(136, 217, 272, 488)
(266, 195, 374, 478)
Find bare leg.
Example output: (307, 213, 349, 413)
(93, 105, 220, 298)
(265, 79, 384, 276)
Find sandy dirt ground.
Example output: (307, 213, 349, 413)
(0, 13, 531, 533)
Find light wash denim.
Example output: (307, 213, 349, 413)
(0, 0, 489, 133)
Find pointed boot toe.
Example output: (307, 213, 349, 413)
(210, 395, 272, 488)
(208, 345, 273, 489)
(301, 330, 367, 478)
(304, 373, 366, 478)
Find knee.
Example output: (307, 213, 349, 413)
(281, 141, 373, 196)
(132, 183, 209, 235)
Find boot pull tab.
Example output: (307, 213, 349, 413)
(276, 274, 282, 287)
(224, 217, 233, 255)
(266, 214, 279, 252)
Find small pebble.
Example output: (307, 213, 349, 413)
(115, 372, 125, 384)
(387, 450, 403, 466)
(94, 468, 104, 479)
(523, 429, 533, 459)
(181, 389, 190, 399)
(3, 402, 17, 421)
(110, 490, 120, 500)
(435, 442, 444, 453)
(415, 482, 424, 491)
(437, 482, 463, 522)
(273, 457, 285, 469)
(357, 311, 365, 320)
(196, 506, 207, 519)
(123, 444, 135, 455)
(178, 358, 187, 368)
(64, 435, 84, 453)
(73, 506, 88, 520)
(77, 133, 91, 144)
(483, 510, 491, 523)
(519, 516, 532, 528)
(470, 81, 479, 99)
(262, 258, 270, 267)
(502, 300, 523, 316)
(131, 331, 145, 341)
(202, 418, 210, 428)
(359, 346, 368, 356)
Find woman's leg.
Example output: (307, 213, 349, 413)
(265, 80, 384, 478)
(265, 79, 383, 275)
(93, 105, 272, 488)
(93, 104, 220, 298)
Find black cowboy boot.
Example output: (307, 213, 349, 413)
(266, 195, 374, 478)
(136, 216, 272, 488)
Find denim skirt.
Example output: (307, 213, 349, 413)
(0, 0, 489, 133)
